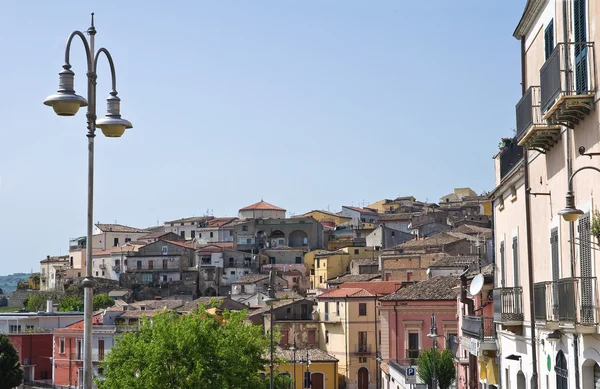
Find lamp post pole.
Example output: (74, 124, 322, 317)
(427, 312, 440, 389)
(290, 338, 297, 389)
(44, 14, 132, 389)
(264, 271, 280, 389)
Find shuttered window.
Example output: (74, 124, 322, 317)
(579, 213, 593, 323)
(500, 241, 506, 287)
(512, 236, 520, 287)
(574, 0, 588, 93)
(551, 228, 560, 316)
(544, 19, 554, 60)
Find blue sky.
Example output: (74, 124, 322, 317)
(0, 1, 523, 275)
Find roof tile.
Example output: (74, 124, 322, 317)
(379, 276, 459, 301)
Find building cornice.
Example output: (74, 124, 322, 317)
(489, 162, 525, 200)
(513, 0, 546, 39)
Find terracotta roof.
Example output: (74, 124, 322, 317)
(378, 213, 413, 221)
(233, 274, 270, 284)
(239, 201, 286, 211)
(351, 258, 378, 266)
(452, 224, 492, 237)
(95, 224, 148, 233)
(430, 255, 479, 268)
(162, 240, 195, 249)
(138, 231, 175, 240)
(248, 298, 311, 318)
(342, 206, 378, 215)
(207, 217, 238, 227)
(380, 276, 460, 301)
(466, 263, 494, 278)
(40, 255, 69, 263)
(276, 347, 338, 362)
(302, 210, 351, 219)
(380, 362, 390, 375)
(339, 281, 402, 296)
(395, 231, 474, 249)
(318, 288, 374, 298)
(129, 299, 185, 310)
(327, 274, 381, 285)
(197, 242, 234, 250)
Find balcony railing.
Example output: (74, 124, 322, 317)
(322, 313, 340, 323)
(534, 281, 559, 322)
(540, 42, 596, 126)
(70, 353, 83, 361)
(405, 348, 420, 360)
(557, 277, 598, 325)
(448, 335, 468, 364)
(353, 344, 372, 354)
(499, 142, 524, 180)
(516, 86, 544, 140)
(462, 316, 496, 341)
(493, 287, 524, 324)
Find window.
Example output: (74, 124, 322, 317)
(325, 330, 329, 344)
(336, 301, 340, 315)
(316, 258, 320, 268)
(162, 246, 168, 255)
(137, 260, 142, 270)
(359, 303, 367, 316)
(78, 272, 81, 277)
(199, 233, 202, 238)
(59, 337, 65, 354)
(242, 225, 248, 231)
(190, 231, 195, 239)
(101, 271, 105, 276)
(229, 258, 234, 267)
(308, 329, 316, 345)
(9, 325, 21, 333)
(76, 338, 83, 360)
(407, 272, 413, 282)
(113, 238, 119, 247)
(319, 276, 323, 284)
(280, 329, 289, 346)
(162, 275, 167, 282)
(230, 230, 233, 236)
(270, 257, 276, 264)
(141, 273, 152, 283)
(98, 339, 105, 361)
(125, 237, 131, 243)
(163, 259, 168, 269)
(499, 241, 506, 287)
(358, 331, 368, 352)
(180, 231, 186, 239)
(124, 259, 127, 266)
(95, 271, 99, 276)
(115, 259, 120, 266)
(574, 0, 588, 93)
(180, 223, 184, 226)
(295, 257, 302, 264)
(359, 357, 367, 363)
(391, 231, 395, 237)
(210, 232, 214, 238)
(354, 249, 359, 255)
(407, 333, 419, 359)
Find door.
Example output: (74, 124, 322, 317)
(556, 351, 568, 389)
(311, 372, 324, 389)
(78, 368, 84, 389)
(98, 339, 104, 361)
(358, 367, 369, 389)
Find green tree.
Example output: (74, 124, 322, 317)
(99, 307, 278, 389)
(24, 293, 49, 311)
(93, 294, 114, 311)
(58, 295, 84, 312)
(0, 334, 24, 389)
(417, 348, 456, 389)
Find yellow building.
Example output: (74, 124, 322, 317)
(274, 347, 339, 389)
(304, 249, 336, 277)
(301, 210, 352, 227)
(310, 247, 377, 289)
(316, 282, 400, 389)
(366, 199, 398, 214)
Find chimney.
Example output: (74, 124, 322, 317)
(46, 300, 53, 313)
(47, 255, 50, 260)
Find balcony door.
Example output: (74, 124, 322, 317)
(407, 332, 419, 360)
(579, 213, 594, 323)
(555, 351, 568, 389)
(358, 367, 369, 389)
(512, 237, 520, 287)
(574, 0, 588, 93)
(551, 228, 560, 317)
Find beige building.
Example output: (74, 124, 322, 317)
(92, 224, 148, 251)
(39, 255, 70, 291)
(492, 1, 600, 388)
(238, 200, 286, 220)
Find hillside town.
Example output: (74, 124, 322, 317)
(3, 1, 600, 389)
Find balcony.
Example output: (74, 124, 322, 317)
(353, 344, 373, 354)
(99, 264, 106, 269)
(322, 313, 341, 323)
(493, 287, 524, 326)
(541, 42, 596, 128)
(499, 142, 524, 180)
(405, 349, 420, 364)
(557, 277, 598, 330)
(534, 281, 559, 324)
(516, 86, 561, 153)
(448, 335, 469, 365)
(462, 316, 496, 350)
(112, 265, 121, 273)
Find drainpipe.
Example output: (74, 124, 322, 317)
(394, 302, 399, 363)
(562, 2, 581, 388)
(492, 203, 502, 389)
(345, 295, 349, 385)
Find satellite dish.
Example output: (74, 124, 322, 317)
(470, 274, 485, 295)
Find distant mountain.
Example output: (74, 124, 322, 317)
(0, 273, 30, 294)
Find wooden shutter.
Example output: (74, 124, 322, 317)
(579, 213, 593, 323)
(500, 241, 506, 287)
(512, 237, 519, 287)
(574, 0, 588, 93)
(545, 19, 554, 60)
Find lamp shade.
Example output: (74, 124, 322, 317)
(96, 93, 132, 138)
(44, 67, 88, 116)
(559, 191, 584, 222)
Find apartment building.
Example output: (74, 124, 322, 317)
(492, 1, 600, 388)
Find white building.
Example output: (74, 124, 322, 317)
(39, 255, 70, 291)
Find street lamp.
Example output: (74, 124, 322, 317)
(43, 14, 133, 389)
(427, 312, 441, 389)
(290, 337, 297, 389)
(264, 271, 280, 389)
(558, 166, 600, 222)
(376, 351, 383, 389)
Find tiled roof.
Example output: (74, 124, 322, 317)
(138, 231, 174, 240)
(342, 206, 378, 215)
(303, 210, 351, 219)
(164, 216, 214, 224)
(129, 299, 185, 310)
(162, 240, 195, 249)
(452, 224, 492, 238)
(430, 255, 479, 268)
(395, 232, 474, 249)
(380, 276, 460, 301)
(327, 274, 381, 285)
(318, 288, 374, 299)
(276, 347, 338, 362)
(207, 217, 238, 227)
(466, 263, 494, 278)
(232, 274, 270, 284)
(378, 213, 413, 221)
(248, 298, 310, 318)
(95, 224, 148, 233)
(40, 255, 69, 263)
(339, 281, 402, 296)
(239, 201, 286, 211)
(351, 258, 378, 266)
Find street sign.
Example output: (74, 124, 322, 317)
(406, 367, 416, 384)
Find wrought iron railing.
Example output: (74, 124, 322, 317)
(540, 42, 597, 113)
(495, 287, 524, 323)
(499, 142, 524, 180)
(354, 344, 372, 353)
(557, 277, 598, 325)
(534, 281, 559, 322)
(462, 316, 496, 340)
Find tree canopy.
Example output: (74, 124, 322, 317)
(98, 306, 286, 389)
(417, 348, 456, 389)
(0, 334, 24, 389)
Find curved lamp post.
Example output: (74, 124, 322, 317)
(427, 312, 443, 389)
(558, 166, 600, 222)
(290, 338, 297, 389)
(43, 14, 132, 389)
(264, 271, 280, 389)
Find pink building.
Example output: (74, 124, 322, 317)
(378, 276, 459, 388)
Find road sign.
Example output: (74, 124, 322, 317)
(406, 367, 416, 384)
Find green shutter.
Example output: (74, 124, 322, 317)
(545, 19, 554, 60)
(512, 236, 519, 287)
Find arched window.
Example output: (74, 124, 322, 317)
(555, 350, 568, 389)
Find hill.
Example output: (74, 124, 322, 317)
(0, 273, 30, 294)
